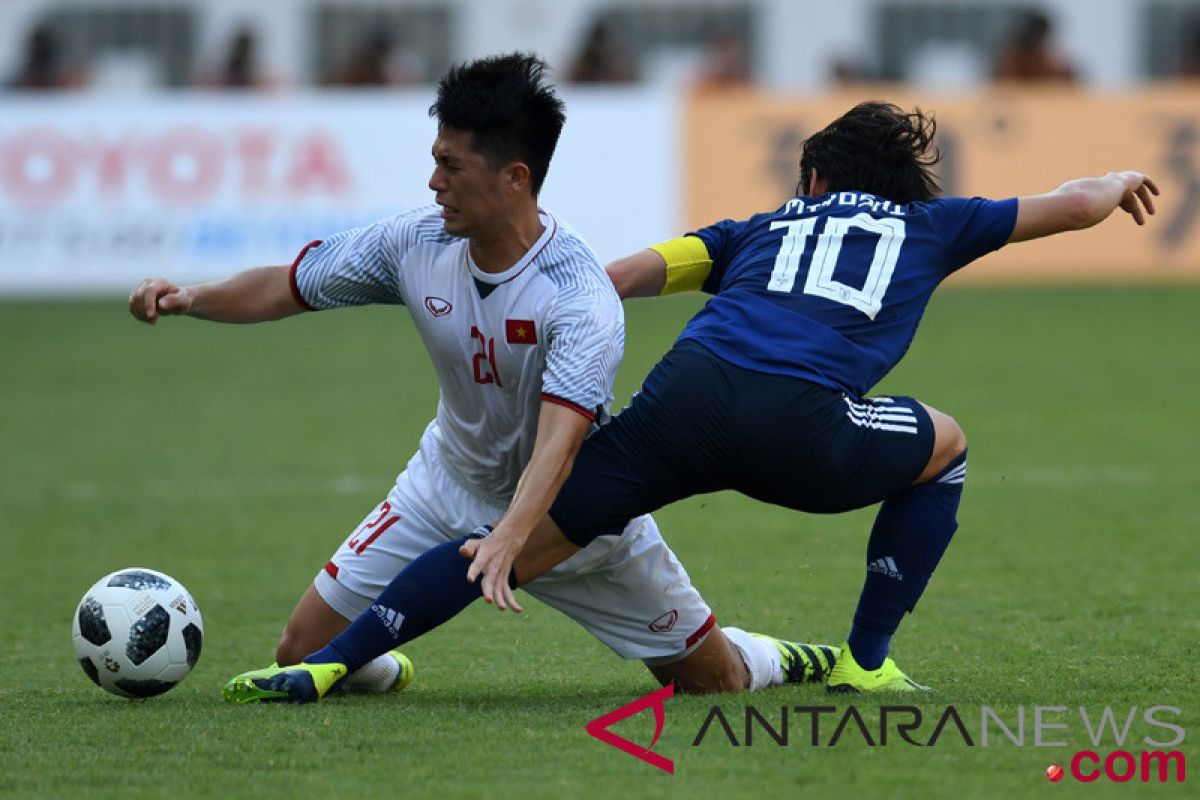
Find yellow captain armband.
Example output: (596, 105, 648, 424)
(649, 236, 713, 295)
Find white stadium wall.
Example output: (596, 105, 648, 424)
(0, 89, 682, 294)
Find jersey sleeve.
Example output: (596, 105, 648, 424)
(928, 197, 1019, 273)
(688, 217, 744, 293)
(540, 282, 624, 422)
(289, 216, 408, 309)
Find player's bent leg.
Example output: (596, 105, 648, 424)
(276, 582, 411, 694)
(646, 625, 749, 693)
(230, 445, 500, 705)
(267, 583, 413, 697)
(275, 584, 351, 666)
(647, 627, 841, 693)
(913, 403, 967, 485)
(846, 400, 967, 680)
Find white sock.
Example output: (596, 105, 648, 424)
(343, 653, 400, 693)
(722, 627, 783, 692)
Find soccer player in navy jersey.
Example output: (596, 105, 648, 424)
(462, 101, 1159, 692)
(238, 100, 1157, 700)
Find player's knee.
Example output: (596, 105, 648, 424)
(918, 406, 967, 483)
(941, 414, 967, 458)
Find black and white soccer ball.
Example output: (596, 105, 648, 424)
(72, 568, 203, 698)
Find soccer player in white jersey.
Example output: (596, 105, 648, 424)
(130, 53, 836, 701)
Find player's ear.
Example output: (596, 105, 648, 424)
(505, 162, 531, 195)
(807, 168, 827, 196)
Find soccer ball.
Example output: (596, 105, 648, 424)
(72, 567, 204, 698)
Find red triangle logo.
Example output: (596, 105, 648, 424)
(585, 683, 675, 774)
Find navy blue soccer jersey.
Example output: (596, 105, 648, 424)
(678, 192, 1018, 397)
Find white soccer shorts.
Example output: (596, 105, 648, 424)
(314, 425, 714, 663)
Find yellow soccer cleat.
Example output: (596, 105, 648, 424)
(222, 661, 348, 704)
(385, 650, 415, 693)
(826, 642, 929, 693)
(751, 634, 840, 684)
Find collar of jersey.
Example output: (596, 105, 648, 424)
(464, 210, 556, 285)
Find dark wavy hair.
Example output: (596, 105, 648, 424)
(798, 101, 942, 203)
(429, 53, 565, 196)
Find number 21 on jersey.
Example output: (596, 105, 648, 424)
(767, 212, 906, 320)
(470, 325, 503, 387)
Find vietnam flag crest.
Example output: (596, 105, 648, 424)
(505, 319, 537, 345)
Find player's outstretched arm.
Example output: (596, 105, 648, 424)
(1009, 171, 1159, 244)
(606, 249, 668, 298)
(128, 266, 305, 325)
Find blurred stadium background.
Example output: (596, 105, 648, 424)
(1, 0, 1198, 294)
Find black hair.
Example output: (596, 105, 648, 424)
(798, 101, 941, 204)
(429, 52, 565, 195)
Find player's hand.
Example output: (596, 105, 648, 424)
(461, 526, 525, 613)
(1113, 172, 1159, 226)
(128, 278, 194, 324)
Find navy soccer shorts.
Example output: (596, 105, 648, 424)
(550, 339, 936, 547)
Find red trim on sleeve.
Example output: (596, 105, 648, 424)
(540, 392, 597, 422)
(288, 239, 323, 312)
(685, 614, 717, 648)
(323, 560, 339, 579)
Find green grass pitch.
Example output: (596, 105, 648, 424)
(1, 287, 1196, 798)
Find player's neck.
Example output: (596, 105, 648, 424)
(468, 206, 545, 273)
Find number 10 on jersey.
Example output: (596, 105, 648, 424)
(768, 212, 906, 320)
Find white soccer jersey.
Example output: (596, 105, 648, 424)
(289, 205, 623, 501)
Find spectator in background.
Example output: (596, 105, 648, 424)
(567, 20, 636, 84)
(219, 27, 259, 89)
(992, 8, 1076, 83)
(1178, 18, 1200, 79)
(196, 26, 267, 90)
(8, 23, 84, 90)
(327, 27, 423, 87)
(695, 28, 753, 92)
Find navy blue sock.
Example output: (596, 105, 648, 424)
(847, 624, 893, 673)
(306, 530, 510, 673)
(849, 450, 966, 670)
